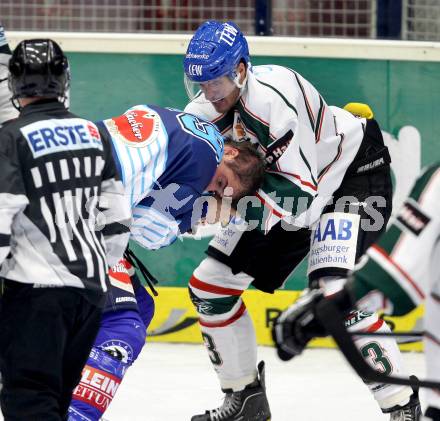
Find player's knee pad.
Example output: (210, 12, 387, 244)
(189, 257, 251, 321)
(193, 256, 236, 283)
(97, 309, 147, 364)
(68, 346, 130, 421)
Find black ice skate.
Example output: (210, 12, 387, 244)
(385, 379, 422, 421)
(191, 361, 271, 421)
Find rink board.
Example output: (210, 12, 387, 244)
(147, 287, 424, 352)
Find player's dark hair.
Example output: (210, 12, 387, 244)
(224, 138, 265, 200)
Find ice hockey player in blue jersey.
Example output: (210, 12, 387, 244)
(68, 104, 266, 421)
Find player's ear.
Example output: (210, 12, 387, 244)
(237, 62, 247, 83)
(224, 145, 239, 161)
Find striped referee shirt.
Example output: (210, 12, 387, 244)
(0, 99, 131, 304)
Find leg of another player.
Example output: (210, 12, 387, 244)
(189, 256, 271, 421)
(67, 305, 151, 421)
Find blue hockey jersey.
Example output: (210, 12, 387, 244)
(97, 104, 223, 250)
(96, 104, 224, 313)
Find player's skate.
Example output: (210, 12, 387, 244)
(191, 361, 271, 421)
(385, 381, 422, 421)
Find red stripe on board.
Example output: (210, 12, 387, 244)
(189, 275, 243, 296)
(372, 245, 425, 300)
(199, 302, 247, 328)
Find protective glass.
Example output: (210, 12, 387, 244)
(184, 73, 238, 104)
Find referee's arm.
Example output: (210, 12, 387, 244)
(0, 142, 29, 264)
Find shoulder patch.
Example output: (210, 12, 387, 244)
(21, 118, 103, 158)
(396, 200, 430, 236)
(105, 106, 160, 148)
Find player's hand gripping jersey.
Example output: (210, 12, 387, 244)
(186, 64, 366, 231)
(97, 104, 223, 249)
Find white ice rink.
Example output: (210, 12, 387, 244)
(103, 343, 425, 421)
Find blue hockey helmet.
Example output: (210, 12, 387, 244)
(184, 21, 249, 103)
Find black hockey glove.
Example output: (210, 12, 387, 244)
(272, 283, 356, 361)
(425, 407, 440, 421)
(272, 289, 327, 361)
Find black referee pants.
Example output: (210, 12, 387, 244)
(0, 282, 103, 421)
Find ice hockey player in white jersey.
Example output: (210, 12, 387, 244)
(273, 163, 440, 420)
(183, 20, 420, 421)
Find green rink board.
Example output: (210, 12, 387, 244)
(68, 52, 440, 290)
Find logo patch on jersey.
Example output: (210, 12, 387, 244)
(73, 365, 122, 412)
(109, 262, 134, 294)
(308, 212, 360, 275)
(396, 200, 430, 236)
(21, 118, 103, 158)
(106, 107, 160, 148)
(233, 111, 251, 143)
(265, 130, 293, 166)
(100, 339, 134, 364)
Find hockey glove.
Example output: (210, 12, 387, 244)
(272, 283, 356, 361)
(272, 289, 327, 361)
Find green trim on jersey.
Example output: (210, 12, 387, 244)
(314, 96, 325, 142)
(354, 259, 416, 316)
(407, 164, 440, 202)
(201, 295, 241, 316)
(299, 147, 318, 187)
(243, 172, 314, 231)
(318, 134, 344, 180)
(374, 163, 440, 256)
(213, 109, 235, 134)
(236, 100, 270, 145)
(352, 163, 440, 316)
(373, 224, 403, 256)
(255, 79, 298, 118)
(288, 68, 315, 131)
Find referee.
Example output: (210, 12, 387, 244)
(0, 39, 131, 420)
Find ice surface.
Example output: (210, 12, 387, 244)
(104, 343, 425, 421)
(0, 342, 425, 420)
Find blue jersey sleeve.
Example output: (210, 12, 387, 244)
(131, 183, 207, 250)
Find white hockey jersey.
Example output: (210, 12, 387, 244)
(185, 64, 365, 231)
(352, 163, 440, 411)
